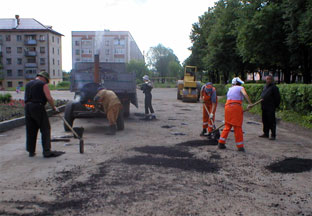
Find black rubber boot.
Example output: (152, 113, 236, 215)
(200, 129, 207, 136)
(43, 151, 65, 158)
(218, 143, 226, 149)
(259, 134, 269, 138)
(29, 152, 36, 157)
(106, 125, 116, 135)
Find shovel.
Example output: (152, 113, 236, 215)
(209, 99, 263, 135)
(203, 103, 220, 141)
(58, 113, 84, 154)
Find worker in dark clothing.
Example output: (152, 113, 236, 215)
(259, 75, 281, 140)
(140, 75, 156, 120)
(24, 71, 62, 157)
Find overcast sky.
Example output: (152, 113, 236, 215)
(3, 0, 215, 71)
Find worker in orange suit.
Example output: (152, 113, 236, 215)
(200, 82, 217, 137)
(218, 77, 253, 152)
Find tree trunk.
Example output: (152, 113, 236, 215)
(283, 67, 291, 84)
(303, 47, 311, 84)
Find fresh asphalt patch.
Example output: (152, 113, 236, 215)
(132, 146, 193, 158)
(266, 158, 312, 173)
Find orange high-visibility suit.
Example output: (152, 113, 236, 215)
(218, 86, 244, 148)
(201, 84, 218, 133)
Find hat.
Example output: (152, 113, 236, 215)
(37, 71, 50, 83)
(205, 82, 213, 93)
(232, 77, 244, 85)
(142, 75, 149, 81)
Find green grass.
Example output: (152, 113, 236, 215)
(153, 83, 177, 88)
(218, 97, 312, 129)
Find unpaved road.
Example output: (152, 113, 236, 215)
(0, 88, 311, 216)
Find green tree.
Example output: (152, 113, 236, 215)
(168, 61, 183, 78)
(146, 44, 180, 79)
(126, 59, 150, 82)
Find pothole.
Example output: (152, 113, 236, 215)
(266, 158, 312, 173)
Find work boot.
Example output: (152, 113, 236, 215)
(269, 136, 276, 140)
(29, 152, 36, 157)
(151, 114, 156, 120)
(200, 129, 207, 136)
(259, 134, 269, 138)
(237, 147, 245, 152)
(106, 125, 116, 135)
(43, 151, 65, 158)
(218, 143, 226, 149)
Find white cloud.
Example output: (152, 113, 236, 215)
(2, 0, 215, 71)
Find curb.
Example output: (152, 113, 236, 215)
(0, 105, 66, 133)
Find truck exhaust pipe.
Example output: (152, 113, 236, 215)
(94, 54, 100, 84)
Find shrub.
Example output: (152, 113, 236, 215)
(57, 81, 70, 88)
(214, 84, 227, 96)
(0, 93, 12, 103)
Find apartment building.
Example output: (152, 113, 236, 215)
(0, 15, 63, 89)
(72, 30, 143, 68)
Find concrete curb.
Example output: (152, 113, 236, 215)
(0, 105, 66, 133)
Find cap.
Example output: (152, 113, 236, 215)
(142, 75, 149, 81)
(37, 71, 50, 83)
(232, 77, 244, 85)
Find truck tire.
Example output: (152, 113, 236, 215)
(117, 108, 124, 131)
(122, 101, 130, 118)
(64, 102, 75, 132)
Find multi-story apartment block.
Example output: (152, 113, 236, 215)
(72, 30, 143, 68)
(0, 15, 63, 89)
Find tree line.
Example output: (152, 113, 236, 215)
(185, 0, 312, 84)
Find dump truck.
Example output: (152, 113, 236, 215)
(63, 54, 137, 131)
(177, 66, 201, 102)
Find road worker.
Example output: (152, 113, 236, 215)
(24, 71, 63, 158)
(140, 75, 156, 120)
(218, 77, 253, 152)
(200, 82, 217, 137)
(94, 88, 123, 135)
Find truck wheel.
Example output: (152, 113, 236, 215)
(64, 102, 75, 132)
(123, 101, 130, 118)
(117, 108, 124, 131)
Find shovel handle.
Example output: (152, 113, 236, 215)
(58, 114, 80, 139)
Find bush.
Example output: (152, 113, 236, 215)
(0, 93, 12, 103)
(57, 81, 70, 88)
(214, 84, 227, 96)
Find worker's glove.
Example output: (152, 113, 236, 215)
(209, 113, 214, 119)
(54, 107, 60, 113)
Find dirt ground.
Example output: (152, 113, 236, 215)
(0, 88, 311, 216)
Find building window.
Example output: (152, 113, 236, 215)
(75, 41, 80, 46)
(53, 69, 55, 76)
(16, 35, 22, 41)
(17, 47, 22, 54)
(18, 70, 23, 76)
(18, 81, 23, 87)
(6, 58, 11, 65)
(75, 49, 80, 55)
(7, 81, 12, 88)
(58, 70, 60, 76)
(53, 58, 55, 65)
(53, 47, 55, 54)
(6, 35, 11, 41)
(6, 47, 11, 54)
(105, 40, 109, 46)
(58, 49, 60, 55)
(40, 47, 45, 53)
(39, 35, 45, 41)
(27, 58, 36, 63)
(57, 38, 60, 44)
(105, 49, 109, 55)
(82, 49, 92, 54)
(40, 58, 45, 65)
(52, 36, 54, 43)
(7, 70, 12, 77)
(17, 58, 22, 65)
(75, 58, 80, 61)
(81, 40, 92, 47)
(58, 60, 60, 65)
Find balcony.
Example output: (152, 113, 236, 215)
(25, 73, 37, 79)
(24, 39, 37, 46)
(25, 63, 37, 68)
(25, 51, 37, 57)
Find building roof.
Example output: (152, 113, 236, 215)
(0, 18, 63, 36)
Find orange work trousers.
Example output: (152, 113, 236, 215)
(203, 103, 216, 133)
(107, 104, 122, 126)
(218, 100, 244, 148)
